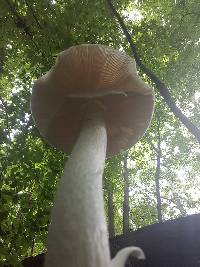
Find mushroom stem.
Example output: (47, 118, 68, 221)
(45, 111, 110, 267)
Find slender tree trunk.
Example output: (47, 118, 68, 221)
(123, 152, 130, 234)
(107, 0, 200, 144)
(155, 115, 163, 223)
(31, 236, 35, 256)
(155, 150, 162, 222)
(45, 112, 110, 267)
(108, 183, 115, 238)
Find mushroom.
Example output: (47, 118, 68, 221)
(31, 44, 154, 267)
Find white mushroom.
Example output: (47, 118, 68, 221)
(31, 44, 154, 267)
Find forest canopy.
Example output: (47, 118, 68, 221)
(0, 0, 200, 265)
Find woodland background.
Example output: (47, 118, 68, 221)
(0, 0, 200, 266)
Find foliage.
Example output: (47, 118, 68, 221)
(0, 0, 200, 265)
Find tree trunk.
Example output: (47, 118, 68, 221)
(107, 0, 200, 145)
(123, 152, 130, 234)
(45, 112, 110, 267)
(108, 183, 115, 238)
(155, 115, 163, 223)
(155, 151, 162, 222)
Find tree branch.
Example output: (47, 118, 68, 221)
(24, 0, 43, 29)
(0, 95, 12, 142)
(4, 0, 40, 50)
(107, 0, 200, 144)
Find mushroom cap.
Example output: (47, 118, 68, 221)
(31, 44, 154, 156)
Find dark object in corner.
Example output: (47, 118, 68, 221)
(21, 213, 200, 267)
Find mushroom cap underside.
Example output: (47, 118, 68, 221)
(40, 44, 152, 97)
(31, 44, 154, 156)
(31, 86, 154, 156)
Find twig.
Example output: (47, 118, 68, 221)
(107, 0, 200, 144)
